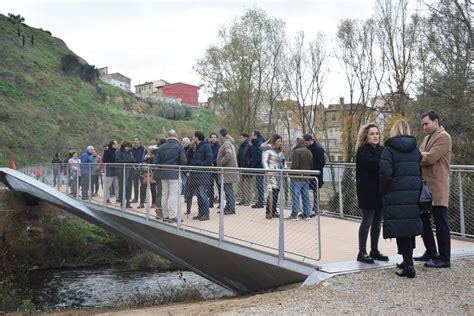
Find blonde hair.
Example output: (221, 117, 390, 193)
(390, 119, 411, 137)
(356, 123, 380, 149)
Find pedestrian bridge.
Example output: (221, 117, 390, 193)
(1, 164, 473, 294)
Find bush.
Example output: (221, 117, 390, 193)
(17, 299, 35, 312)
(79, 64, 99, 84)
(60, 54, 99, 84)
(61, 54, 79, 73)
(127, 252, 177, 271)
(157, 103, 193, 120)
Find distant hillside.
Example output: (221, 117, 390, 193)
(0, 14, 215, 166)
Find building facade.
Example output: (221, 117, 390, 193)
(160, 82, 199, 107)
(135, 80, 199, 107)
(135, 79, 169, 96)
(98, 67, 131, 91)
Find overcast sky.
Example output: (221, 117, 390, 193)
(1, 0, 412, 103)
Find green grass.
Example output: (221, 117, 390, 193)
(0, 14, 216, 166)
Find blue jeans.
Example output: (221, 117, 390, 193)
(223, 183, 236, 213)
(291, 181, 310, 218)
(196, 184, 209, 216)
(255, 175, 264, 205)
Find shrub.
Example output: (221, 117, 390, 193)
(60, 54, 99, 84)
(79, 64, 99, 84)
(127, 252, 177, 271)
(157, 103, 193, 120)
(61, 54, 80, 73)
(17, 299, 35, 312)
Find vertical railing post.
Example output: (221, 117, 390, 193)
(338, 165, 343, 218)
(103, 164, 107, 210)
(122, 164, 126, 211)
(316, 176, 322, 261)
(278, 169, 285, 263)
(145, 165, 151, 221)
(459, 170, 465, 238)
(76, 169, 79, 198)
(177, 166, 182, 230)
(88, 164, 92, 202)
(219, 168, 225, 244)
(57, 164, 60, 190)
(66, 165, 70, 195)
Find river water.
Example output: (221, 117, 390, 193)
(14, 268, 235, 309)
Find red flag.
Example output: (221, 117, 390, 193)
(8, 153, 16, 170)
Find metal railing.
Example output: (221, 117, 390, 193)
(18, 163, 322, 265)
(321, 163, 474, 238)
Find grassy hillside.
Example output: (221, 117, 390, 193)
(0, 14, 215, 166)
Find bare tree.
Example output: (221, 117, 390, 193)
(375, 0, 421, 114)
(262, 18, 286, 137)
(335, 18, 379, 161)
(195, 9, 285, 134)
(283, 31, 327, 136)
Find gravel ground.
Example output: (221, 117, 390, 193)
(222, 257, 474, 315)
(96, 256, 473, 315)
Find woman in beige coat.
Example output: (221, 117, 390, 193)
(216, 128, 239, 214)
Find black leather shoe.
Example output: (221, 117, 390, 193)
(357, 253, 374, 264)
(396, 265, 416, 278)
(192, 215, 210, 221)
(251, 203, 264, 208)
(370, 250, 389, 262)
(414, 252, 438, 262)
(217, 210, 236, 215)
(396, 261, 405, 269)
(424, 259, 450, 268)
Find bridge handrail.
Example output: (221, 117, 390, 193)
(18, 162, 323, 265)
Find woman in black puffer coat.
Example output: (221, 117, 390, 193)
(380, 119, 423, 278)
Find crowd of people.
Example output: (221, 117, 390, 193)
(52, 109, 452, 279)
(53, 129, 326, 223)
(355, 110, 452, 279)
